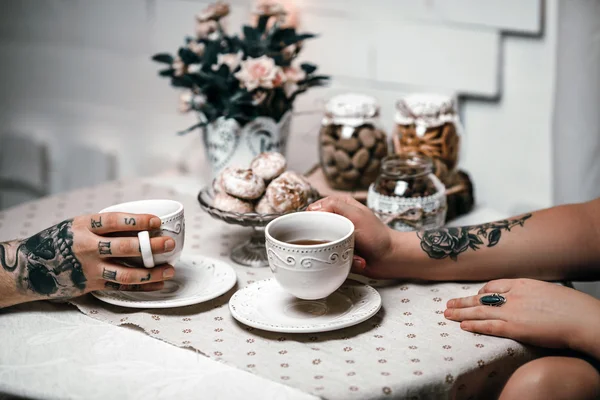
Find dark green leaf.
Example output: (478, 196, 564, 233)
(300, 63, 317, 74)
(201, 41, 220, 71)
(271, 28, 296, 43)
(298, 75, 330, 85)
(282, 33, 316, 46)
(178, 48, 199, 65)
(468, 234, 484, 245)
(170, 76, 194, 89)
(158, 68, 174, 77)
(152, 53, 174, 64)
(177, 122, 206, 135)
(256, 15, 270, 33)
(487, 229, 502, 247)
(243, 25, 260, 41)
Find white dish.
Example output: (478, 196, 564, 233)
(229, 279, 381, 333)
(92, 255, 237, 309)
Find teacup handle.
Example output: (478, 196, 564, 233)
(138, 231, 155, 268)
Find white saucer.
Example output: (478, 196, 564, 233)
(92, 255, 237, 309)
(229, 279, 382, 333)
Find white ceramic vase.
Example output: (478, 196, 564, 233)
(202, 110, 292, 178)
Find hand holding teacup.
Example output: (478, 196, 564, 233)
(5, 208, 181, 306)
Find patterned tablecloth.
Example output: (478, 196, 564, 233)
(0, 178, 538, 400)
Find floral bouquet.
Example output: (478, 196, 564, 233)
(152, 1, 328, 135)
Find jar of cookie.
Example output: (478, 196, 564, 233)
(319, 94, 388, 190)
(367, 154, 446, 232)
(393, 94, 461, 184)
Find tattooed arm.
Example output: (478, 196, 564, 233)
(308, 196, 600, 281)
(0, 213, 177, 308)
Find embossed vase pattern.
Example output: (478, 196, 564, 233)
(203, 111, 292, 178)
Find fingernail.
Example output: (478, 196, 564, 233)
(446, 300, 454, 308)
(308, 202, 322, 211)
(352, 257, 364, 270)
(444, 309, 452, 318)
(163, 267, 175, 279)
(164, 239, 175, 251)
(150, 217, 161, 229)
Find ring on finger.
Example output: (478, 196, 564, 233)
(479, 293, 507, 307)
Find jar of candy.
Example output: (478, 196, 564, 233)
(319, 94, 388, 190)
(393, 94, 461, 184)
(367, 154, 446, 231)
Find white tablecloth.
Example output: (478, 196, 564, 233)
(0, 174, 528, 400)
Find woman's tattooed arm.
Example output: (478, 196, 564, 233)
(0, 219, 86, 298)
(417, 214, 532, 261)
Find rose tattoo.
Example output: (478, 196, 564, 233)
(418, 214, 532, 261)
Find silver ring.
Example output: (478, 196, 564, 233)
(479, 293, 506, 307)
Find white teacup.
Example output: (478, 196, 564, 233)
(265, 211, 355, 300)
(100, 199, 185, 268)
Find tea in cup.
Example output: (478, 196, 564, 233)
(265, 211, 354, 300)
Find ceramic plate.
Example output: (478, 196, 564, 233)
(92, 255, 237, 309)
(229, 279, 382, 333)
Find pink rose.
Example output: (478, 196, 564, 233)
(234, 56, 286, 91)
(196, 2, 230, 22)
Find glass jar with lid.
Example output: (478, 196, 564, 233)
(393, 94, 461, 185)
(367, 154, 446, 232)
(319, 93, 388, 191)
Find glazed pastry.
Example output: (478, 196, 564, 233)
(265, 173, 308, 213)
(250, 152, 287, 181)
(222, 168, 266, 200)
(278, 171, 312, 197)
(212, 168, 229, 193)
(255, 195, 276, 214)
(213, 192, 254, 214)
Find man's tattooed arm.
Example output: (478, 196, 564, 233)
(0, 219, 86, 299)
(417, 214, 532, 261)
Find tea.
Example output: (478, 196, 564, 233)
(287, 239, 330, 246)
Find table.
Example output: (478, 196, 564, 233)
(0, 174, 534, 400)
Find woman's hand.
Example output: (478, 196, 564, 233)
(445, 279, 600, 359)
(0, 213, 176, 307)
(308, 196, 400, 279)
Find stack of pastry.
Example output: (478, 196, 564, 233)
(212, 152, 314, 214)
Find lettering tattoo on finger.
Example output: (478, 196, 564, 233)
(91, 217, 102, 229)
(124, 218, 136, 226)
(140, 273, 151, 282)
(102, 268, 117, 280)
(98, 241, 112, 255)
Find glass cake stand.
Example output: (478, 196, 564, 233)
(197, 187, 320, 268)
